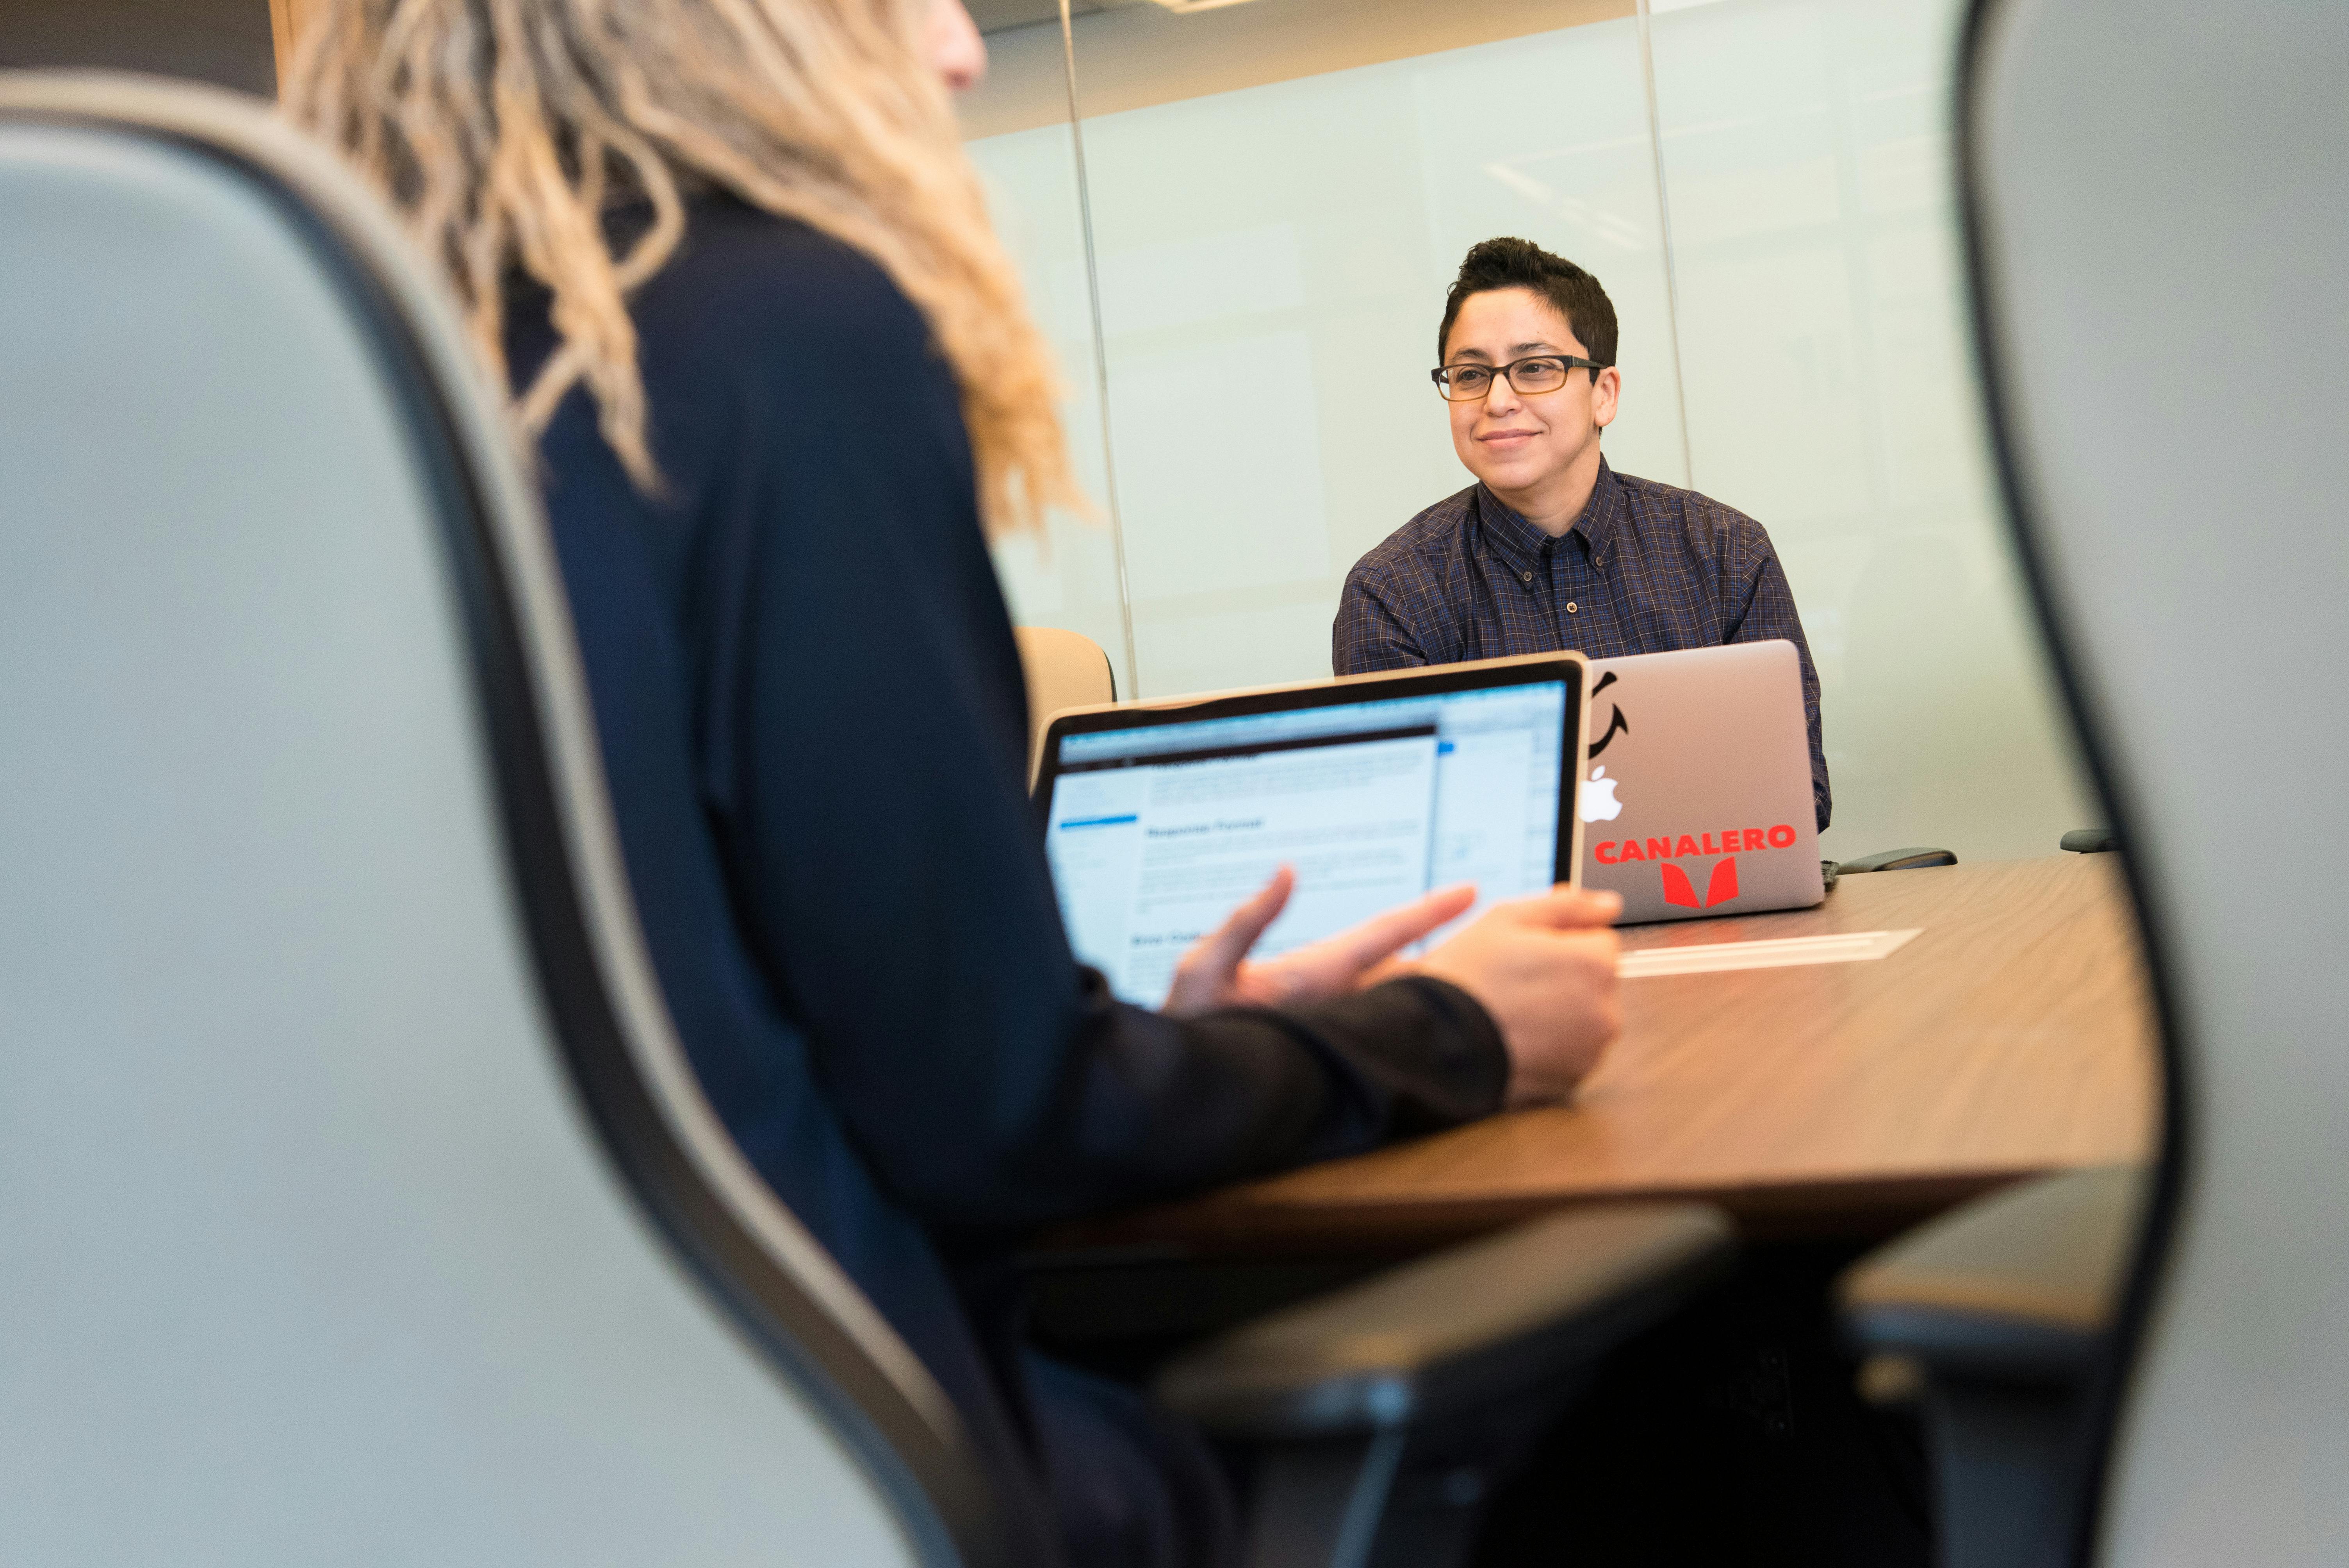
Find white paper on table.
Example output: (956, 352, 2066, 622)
(1617, 928, 1921, 979)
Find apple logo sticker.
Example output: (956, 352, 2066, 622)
(1581, 765, 1624, 823)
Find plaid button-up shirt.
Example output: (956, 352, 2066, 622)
(1334, 460, 1830, 830)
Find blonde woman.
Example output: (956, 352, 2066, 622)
(291, 2, 1622, 1561)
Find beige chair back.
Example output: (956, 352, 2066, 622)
(1013, 626, 1116, 768)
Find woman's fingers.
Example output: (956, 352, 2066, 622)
(1212, 866, 1297, 960)
(1161, 867, 1295, 1015)
(1504, 883, 1623, 930)
(1241, 884, 1478, 1006)
(1169, 877, 1583, 1017)
(1308, 883, 1478, 974)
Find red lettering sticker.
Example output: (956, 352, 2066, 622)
(1743, 828, 1766, 852)
(1660, 863, 1700, 908)
(1674, 834, 1700, 858)
(1646, 837, 1672, 861)
(1621, 839, 1645, 861)
(1767, 824, 1797, 848)
(1706, 855, 1740, 906)
(1700, 832, 1720, 855)
(1596, 841, 1618, 865)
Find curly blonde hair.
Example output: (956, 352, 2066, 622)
(288, 0, 1076, 536)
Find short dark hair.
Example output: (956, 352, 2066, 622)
(1437, 237, 1616, 377)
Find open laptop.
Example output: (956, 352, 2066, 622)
(1577, 641, 1824, 923)
(1032, 655, 1588, 1007)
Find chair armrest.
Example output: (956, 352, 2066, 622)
(1841, 1165, 2146, 1386)
(1837, 846, 1959, 874)
(1154, 1204, 1732, 1441)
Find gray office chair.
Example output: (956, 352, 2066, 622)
(0, 69, 1000, 1568)
(0, 74, 1730, 1568)
(1839, 2, 2349, 1564)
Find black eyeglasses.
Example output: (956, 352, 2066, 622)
(1430, 354, 1608, 401)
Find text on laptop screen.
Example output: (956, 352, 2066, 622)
(1044, 681, 1568, 1007)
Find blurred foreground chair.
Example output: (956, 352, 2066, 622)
(1841, 1, 2349, 1564)
(0, 74, 1731, 1568)
(0, 71, 984, 1568)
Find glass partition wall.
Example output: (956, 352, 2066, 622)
(961, 0, 2094, 863)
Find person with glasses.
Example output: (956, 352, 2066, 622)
(1335, 238, 1830, 832)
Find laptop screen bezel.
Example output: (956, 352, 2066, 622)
(1030, 654, 1589, 890)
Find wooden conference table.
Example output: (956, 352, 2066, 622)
(1053, 854, 2157, 1256)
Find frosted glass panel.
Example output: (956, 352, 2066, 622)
(965, 0, 2096, 863)
(1072, 5, 1684, 697)
(1650, 0, 2095, 861)
(963, 99, 1135, 691)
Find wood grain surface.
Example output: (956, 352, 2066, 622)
(1048, 856, 2159, 1255)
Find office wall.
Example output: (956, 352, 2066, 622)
(966, 0, 2095, 864)
(0, 0, 276, 97)
(967, 116, 1135, 690)
(1646, 0, 2091, 863)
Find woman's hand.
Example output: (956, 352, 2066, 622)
(1417, 886, 1623, 1105)
(1160, 867, 1477, 1017)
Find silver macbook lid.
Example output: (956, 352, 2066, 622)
(1577, 642, 1823, 923)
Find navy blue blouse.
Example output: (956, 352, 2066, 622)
(508, 197, 1509, 1561)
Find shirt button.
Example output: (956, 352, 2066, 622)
(1519, 570, 1533, 584)
(1567, 601, 1579, 614)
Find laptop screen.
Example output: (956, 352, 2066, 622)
(1039, 672, 1577, 1007)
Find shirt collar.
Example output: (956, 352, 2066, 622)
(1475, 458, 1623, 570)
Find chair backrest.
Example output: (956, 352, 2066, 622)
(0, 73, 1001, 1567)
(1014, 624, 1116, 762)
(1962, 2, 2349, 1560)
